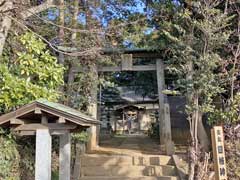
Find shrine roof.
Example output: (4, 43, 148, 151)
(0, 99, 99, 127)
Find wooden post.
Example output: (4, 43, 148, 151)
(59, 132, 71, 180)
(122, 110, 125, 134)
(211, 126, 227, 180)
(97, 83, 102, 147)
(87, 125, 97, 151)
(156, 59, 174, 153)
(35, 129, 52, 180)
(156, 59, 166, 145)
(164, 103, 175, 155)
(73, 143, 86, 179)
(87, 63, 99, 150)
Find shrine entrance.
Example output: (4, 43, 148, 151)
(97, 49, 175, 155)
(74, 49, 175, 155)
(124, 109, 140, 134)
(115, 105, 142, 135)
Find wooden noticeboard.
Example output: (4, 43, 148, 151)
(211, 126, 227, 180)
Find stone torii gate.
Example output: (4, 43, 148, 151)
(82, 50, 175, 155)
(0, 99, 99, 180)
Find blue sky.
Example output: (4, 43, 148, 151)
(47, 0, 147, 25)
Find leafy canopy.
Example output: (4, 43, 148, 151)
(0, 32, 64, 112)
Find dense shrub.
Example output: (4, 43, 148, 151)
(0, 129, 20, 180)
(224, 125, 240, 179)
(147, 122, 159, 139)
(17, 137, 35, 179)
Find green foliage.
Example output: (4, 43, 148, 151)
(0, 65, 57, 112)
(224, 125, 240, 179)
(52, 170, 59, 180)
(72, 131, 89, 143)
(0, 129, 20, 180)
(0, 32, 64, 112)
(0, 32, 64, 179)
(66, 68, 95, 111)
(209, 93, 240, 125)
(147, 123, 159, 139)
(151, 2, 238, 177)
(17, 137, 35, 178)
(159, 3, 232, 118)
(17, 33, 64, 89)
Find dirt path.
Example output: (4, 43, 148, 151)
(92, 134, 164, 155)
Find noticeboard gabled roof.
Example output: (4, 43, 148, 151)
(0, 99, 99, 126)
(36, 99, 95, 121)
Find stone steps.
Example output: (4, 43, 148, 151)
(81, 164, 176, 177)
(79, 154, 179, 180)
(81, 154, 173, 166)
(79, 176, 179, 180)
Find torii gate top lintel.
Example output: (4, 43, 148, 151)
(98, 53, 165, 72)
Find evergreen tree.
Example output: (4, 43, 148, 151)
(158, 1, 233, 179)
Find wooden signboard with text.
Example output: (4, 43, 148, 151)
(211, 126, 227, 180)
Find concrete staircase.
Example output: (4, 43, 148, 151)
(79, 154, 179, 180)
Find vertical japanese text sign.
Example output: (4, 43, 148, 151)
(211, 126, 227, 180)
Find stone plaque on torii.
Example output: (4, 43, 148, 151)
(0, 99, 99, 180)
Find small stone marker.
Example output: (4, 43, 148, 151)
(211, 126, 227, 180)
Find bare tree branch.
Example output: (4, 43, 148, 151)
(20, 0, 57, 20)
(8, 15, 102, 57)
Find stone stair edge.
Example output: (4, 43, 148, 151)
(81, 164, 177, 177)
(81, 164, 176, 168)
(81, 154, 173, 158)
(79, 176, 179, 180)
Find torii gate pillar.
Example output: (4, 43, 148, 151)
(87, 63, 100, 151)
(156, 59, 175, 155)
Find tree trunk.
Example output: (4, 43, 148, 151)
(58, 0, 65, 65)
(69, 0, 80, 177)
(66, 63, 75, 105)
(65, 0, 79, 106)
(188, 93, 199, 180)
(87, 63, 99, 151)
(186, 60, 196, 180)
(197, 112, 210, 152)
(0, 0, 57, 58)
(57, 0, 65, 96)
(230, 44, 239, 101)
(0, 1, 13, 57)
(188, 146, 196, 180)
